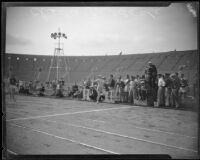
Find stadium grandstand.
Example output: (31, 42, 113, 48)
(4, 49, 198, 96)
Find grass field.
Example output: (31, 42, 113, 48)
(4, 95, 199, 159)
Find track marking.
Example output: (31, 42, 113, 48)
(6, 106, 133, 122)
(121, 123, 197, 139)
(81, 118, 196, 139)
(7, 122, 119, 154)
(7, 149, 17, 155)
(6, 110, 197, 139)
(6, 109, 197, 139)
(42, 119, 198, 153)
(5, 111, 57, 117)
(79, 117, 196, 139)
(83, 119, 106, 123)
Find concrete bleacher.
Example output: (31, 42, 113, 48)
(4, 50, 198, 86)
(173, 52, 197, 71)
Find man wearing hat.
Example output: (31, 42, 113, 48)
(145, 61, 157, 88)
(145, 62, 157, 105)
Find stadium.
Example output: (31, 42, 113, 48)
(4, 50, 198, 83)
(3, 3, 199, 159)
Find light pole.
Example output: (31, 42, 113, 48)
(50, 28, 67, 81)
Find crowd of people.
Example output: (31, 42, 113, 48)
(67, 62, 190, 108)
(5, 61, 194, 109)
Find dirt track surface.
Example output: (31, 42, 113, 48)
(5, 95, 199, 159)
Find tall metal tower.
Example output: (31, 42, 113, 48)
(47, 28, 69, 82)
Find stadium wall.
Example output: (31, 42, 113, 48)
(4, 50, 198, 87)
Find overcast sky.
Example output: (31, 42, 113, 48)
(5, 3, 198, 56)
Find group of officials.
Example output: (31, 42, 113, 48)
(6, 61, 191, 108)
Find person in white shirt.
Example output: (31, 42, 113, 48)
(95, 75, 105, 103)
(82, 78, 86, 100)
(129, 76, 136, 104)
(124, 74, 130, 103)
(157, 74, 166, 106)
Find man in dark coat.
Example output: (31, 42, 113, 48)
(145, 61, 157, 88)
(164, 73, 172, 107)
(145, 61, 157, 102)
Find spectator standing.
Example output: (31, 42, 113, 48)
(129, 76, 136, 104)
(96, 75, 105, 104)
(115, 76, 122, 102)
(164, 73, 172, 107)
(140, 75, 147, 101)
(124, 74, 130, 103)
(145, 62, 157, 88)
(119, 77, 125, 102)
(52, 80, 57, 96)
(82, 78, 87, 100)
(86, 77, 91, 100)
(170, 73, 181, 108)
(179, 74, 189, 100)
(108, 74, 116, 102)
(9, 74, 17, 102)
(157, 74, 166, 106)
(24, 82, 30, 95)
(135, 75, 140, 100)
(145, 62, 157, 103)
(82, 78, 90, 101)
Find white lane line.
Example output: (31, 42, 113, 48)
(7, 122, 119, 154)
(5, 111, 55, 117)
(82, 118, 196, 139)
(6, 106, 133, 122)
(83, 119, 106, 123)
(6, 110, 196, 140)
(123, 124, 197, 139)
(59, 117, 197, 139)
(79, 116, 196, 139)
(7, 149, 17, 155)
(42, 119, 198, 153)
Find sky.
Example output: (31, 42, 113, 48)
(5, 2, 198, 56)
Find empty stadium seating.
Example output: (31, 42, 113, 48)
(4, 50, 198, 86)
